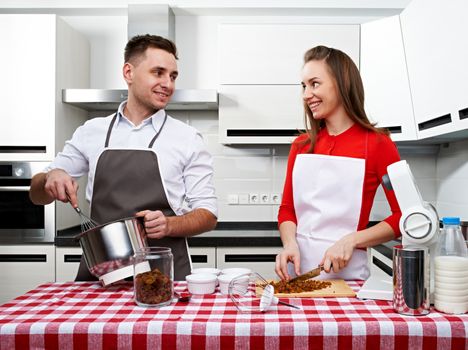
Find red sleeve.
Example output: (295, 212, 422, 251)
(376, 135, 402, 237)
(277, 136, 307, 227)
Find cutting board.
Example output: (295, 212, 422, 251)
(256, 279, 356, 298)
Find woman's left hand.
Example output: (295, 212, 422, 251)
(321, 233, 357, 273)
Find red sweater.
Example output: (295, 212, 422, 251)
(278, 124, 402, 237)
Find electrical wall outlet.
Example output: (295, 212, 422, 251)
(249, 193, 259, 204)
(271, 193, 282, 204)
(227, 194, 239, 205)
(260, 193, 270, 204)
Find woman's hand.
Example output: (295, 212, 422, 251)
(275, 242, 301, 281)
(321, 232, 357, 273)
(136, 210, 172, 239)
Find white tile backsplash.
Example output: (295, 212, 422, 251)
(178, 111, 468, 223)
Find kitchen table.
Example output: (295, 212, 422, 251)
(0, 281, 466, 350)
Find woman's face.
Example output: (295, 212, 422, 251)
(301, 59, 341, 120)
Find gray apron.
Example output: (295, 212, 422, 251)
(75, 112, 192, 281)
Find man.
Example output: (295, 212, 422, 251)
(30, 35, 218, 281)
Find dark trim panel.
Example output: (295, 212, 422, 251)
(227, 129, 304, 137)
(418, 114, 452, 131)
(0, 146, 46, 153)
(0, 254, 47, 262)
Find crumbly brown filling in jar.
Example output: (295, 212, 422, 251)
(135, 268, 172, 305)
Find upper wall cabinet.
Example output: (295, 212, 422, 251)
(361, 15, 417, 142)
(218, 24, 359, 144)
(400, 0, 468, 139)
(0, 15, 89, 161)
(219, 24, 360, 85)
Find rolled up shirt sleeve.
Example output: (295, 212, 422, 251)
(182, 131, 218, 218)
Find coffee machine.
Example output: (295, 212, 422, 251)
(357, 160, 439, 300)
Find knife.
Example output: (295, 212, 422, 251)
(287, 265, 324, 284)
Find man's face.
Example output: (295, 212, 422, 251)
(124, 47, 178, 110)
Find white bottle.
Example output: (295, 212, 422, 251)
(434, 217, 468, 314)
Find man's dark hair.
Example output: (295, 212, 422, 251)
(124, 34, 178, 63)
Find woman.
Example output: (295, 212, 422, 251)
(275, 46, 401, 281)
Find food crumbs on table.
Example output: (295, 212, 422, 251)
(266, 279, 332, 294)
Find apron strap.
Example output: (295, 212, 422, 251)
(104, 113, 118, 148)
(148, 112, 168, 148)
(104, 111, 168, 149)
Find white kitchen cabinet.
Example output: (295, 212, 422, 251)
(219, 85, 304, 144)
(218, 24, 359, 144)
(0, 14, 89, 161)
(0, 245, 55, 304)
(219, 24, 360, 85)
(360, 15, 417, 141)
(400, 0, 468, 139)
(55, 247, 82, 282)
(216, 246, 280, 280)
(189, 247, 216, 269)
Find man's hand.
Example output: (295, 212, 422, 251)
(136, 210, 171, 239)
(43, 169, 78, 207)
(321, 233, 357, 273)
(275, 242, 301, 281)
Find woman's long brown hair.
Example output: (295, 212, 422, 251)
(301, 46, 389, 153)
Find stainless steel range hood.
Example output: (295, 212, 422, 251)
(62, 4, 218, 112)
(63, 89, 218, 111)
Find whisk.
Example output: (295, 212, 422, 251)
(229, 272, 301, 312)
(67, 194, 98, 232)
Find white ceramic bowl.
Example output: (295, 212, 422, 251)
(434, 269, 468, 278)
(191, 267, 221, 275)
(434, 300, 468, 314)
(185, 273, 217, 295)
(435, 281, 468, 291)
(218, 274, 240, 295)
(220, 268, 251, 277)
(434, 287, 468, 297)
(433, 293, 468, 303)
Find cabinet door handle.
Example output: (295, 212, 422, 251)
(386, 126, 402, 134)
(418, 113, 452, 131)
(225, 254, 277, 263)
(64, 255, 82, 263)
(0, 146, 46, 153)
(459, 107, 468, 120)
(0, 254, 47, 262)
(227, 129, 304, 137)
(190, 255, 208, 263)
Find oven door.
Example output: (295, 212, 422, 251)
(0, 183, 54, 243)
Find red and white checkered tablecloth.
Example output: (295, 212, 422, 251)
(0, 281, 467, 350)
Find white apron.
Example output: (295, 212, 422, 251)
(291, 134, 369, 280)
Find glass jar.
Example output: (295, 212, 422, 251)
(434, 217, 468, 314)
(133, 247, 174, 307)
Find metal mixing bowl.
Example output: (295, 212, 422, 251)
(75, 216, 148, 285)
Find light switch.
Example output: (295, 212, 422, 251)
(227, 194, 239, 204)
(238, 193, 249, 205)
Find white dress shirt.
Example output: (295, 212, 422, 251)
(48, 102, 217, 217)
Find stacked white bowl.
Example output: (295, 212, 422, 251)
(434, 256, 468, 314)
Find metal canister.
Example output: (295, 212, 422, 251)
(393, 245, 430, 316)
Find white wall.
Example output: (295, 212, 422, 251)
(56, 13, 447, 222)
(436, 140, 468, 221)
(10, 9, 457, 225)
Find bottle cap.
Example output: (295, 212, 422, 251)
(442, 217, 460, 225)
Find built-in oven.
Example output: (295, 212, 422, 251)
(0, 161, 54, 243)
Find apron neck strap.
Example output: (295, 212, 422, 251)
(104, 111, 168, 149)
(104, 113, 118, 148)
(148, 111, 167, 148)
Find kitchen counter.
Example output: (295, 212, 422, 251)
(0, 281, 466, 349)
(55, 222, 282, 247)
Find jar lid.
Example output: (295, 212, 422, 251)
(443, 217, 461, 225)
